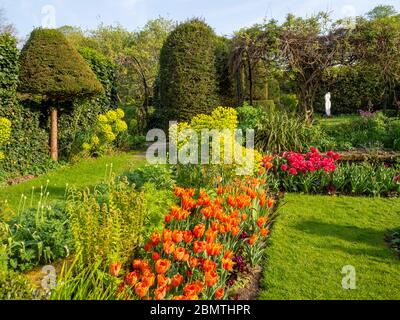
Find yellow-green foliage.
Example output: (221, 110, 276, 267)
(171, 107, 262, 176)
(66, 177, 145, 265)
(83, 108, 128, 156)
(0, 118, 11, 161)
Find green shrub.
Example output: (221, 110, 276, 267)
(0, 271, 34, 300)
(215, 36, 236, 107)
(0, 33, 50, 179)
(66, 177, 145, 266)
(76, 108, 128, 158)
(128, 135, 147, 150)
(157, 19, 219, 125)
(0, 117, 11, 160)
(19, 28, 103, 98)
(2, 204, 73, 272)
(142, 183, 176, 237)
(246, 108, 325, 153)
(50, 256, 120, 300)
(121, 165, 175, 190)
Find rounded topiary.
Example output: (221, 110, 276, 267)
(157, 19, 219, 125)
(18, 28, 104, 161)
(19, 28, 103, 100)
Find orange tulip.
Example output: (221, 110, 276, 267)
(193, 280, 204, 293)
(174, 187, 185, 197)
(125, 271, 140, 286)
(231, 226, 240, 237)
(215, 288, 224, 300)
(227, 195, 237, 207)
(172, 295, 186, 300)
(163, 241, 175, 255)
(174, 247, 186, 261)
(142, 273, 155, 287)
(202, 259, 217, 272)
(110, 262, 122, 277)
(189, 256, 199, 269)
(206, 229, 218, 243)
(184, 283, 198, 297)
(163, 229, 172, 242)
(155, 259, 171, 274)
(217, 187, 224, 195)
(151, 232, 160, 245)
(241, 213, 248, 221)
(193, 224, 205, 238)
(205, 271, 218, 287)
(224, 249, 234, 259)
(183, 230, 194, 243)
(165, 214, 172, 223)
(268, 198, 275, 209)
(260, 228, 270, 237)
(132, 259, 142, 270)
(135, 282, 149, 298)
(247, 188, 257, 199)
(206, 243, 223, 256)
(172, 230, 183, 243)
(211, 221, 219, 232)
(157, 274, 169, 287)
(171, 273, 184, 287)
(257, 217, 266, 228)
(144, 241, 153, 252)
(193, 241, 207, 253)
(154, 286, 167, 300)
(265, 162, 273, 170)
(152, 251, 160, 261)
(249, 234, 258, 246)
(222, 258, 234, 271)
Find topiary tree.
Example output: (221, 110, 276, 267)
(157, 19, 219, 125)
(18, 28, 104, 161)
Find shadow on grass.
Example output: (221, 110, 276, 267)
(294, 220, 397, 261)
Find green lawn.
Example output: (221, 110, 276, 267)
(0, 152, 146, 212)
(259, 194, 400, 300)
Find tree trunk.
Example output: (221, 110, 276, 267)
(50, 107, 58, 161)
(248, 60, 253, 106)
(236, 69, 243, 106)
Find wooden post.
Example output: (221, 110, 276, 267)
(50, 107, 58, 161)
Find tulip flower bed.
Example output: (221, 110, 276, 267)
(269, 148, 400, 196)
(111, 173, 277, 300)
(266, 148, 341, 194)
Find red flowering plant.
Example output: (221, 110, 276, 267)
(110, 166, 277, 300)
(271, 148, 341, 193)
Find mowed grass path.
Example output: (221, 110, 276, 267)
(0, 152, 146, 212)
(260, 194, 400, 300)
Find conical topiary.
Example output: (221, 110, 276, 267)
(157, 19, 219, 125)
(19, 28, 104, 161)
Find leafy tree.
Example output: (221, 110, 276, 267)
(280, 13, 349, 122)
(18, 28, 104, 161)
(157, 18, 219, 124)
(352, 14, 400, 109)
(366, 5, 397, 20)
(230, 20, 280, 106)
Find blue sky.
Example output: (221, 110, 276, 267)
(1, 0, 399, 37)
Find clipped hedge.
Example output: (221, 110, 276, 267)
(18, 28, 104, 99)
(0, 33, 49, 179)
(157, 19, 219, 125)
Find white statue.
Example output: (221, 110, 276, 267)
(325, 92, 332, 117)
